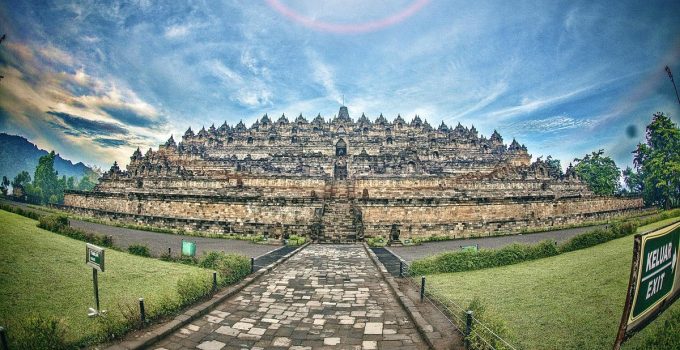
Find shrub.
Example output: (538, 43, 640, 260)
(147, 293, 181, 319)
(198, 252, 250, 286)
(37, 214, 69, 231)
(176, 273, 213, 305)
(367, 236, 387, 247)
(464, 298, 513, 350)
(611, 221, 637, 238)
(37, 214, 114, 248)
(410, 240, 559, 275)
(127, 244, 151, 257)
(95, 312, 129, 343)
(0, 203, 43, 220)
(11, 315, 70, 350)
(559, 228, 614, 253)
(287, 234, 306, 246)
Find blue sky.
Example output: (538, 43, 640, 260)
(0, 0, 679, 171)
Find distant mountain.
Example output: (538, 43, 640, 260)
(0, 133, 93, 181)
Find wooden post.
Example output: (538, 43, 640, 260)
(93, 268, 100, 311)
(613, 235, 642, 350)
(465, 310, 474, 349)
(139, 298, 146, 324)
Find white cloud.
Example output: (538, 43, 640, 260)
(0, 42, 168, 167)
(164, 23, 192, 38)
(306, 50, 341, 104)
(504, 115, 593, 134)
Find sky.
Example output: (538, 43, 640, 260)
(0, 0, 679, 171)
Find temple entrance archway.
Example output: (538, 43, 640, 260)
(336, 139, 347, 156)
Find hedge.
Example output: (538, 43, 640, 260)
(410, 221, 639, 275)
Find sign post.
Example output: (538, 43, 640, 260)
(181, 240, 196, 257)
(614, 222, 680, 349)
(85, 243, 105, 317)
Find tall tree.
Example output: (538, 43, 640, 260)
(622, 166, 643, 194)
(633, 112, 680, 208)
(573, 150, 621, 196)
(32, 151, 61, 204)
(0, 176, 9, 196)
(11, 171, 31, 188)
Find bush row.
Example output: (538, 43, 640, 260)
(127, 244, 151, 257)
(0, 203, 43, 220)
(410, 240, 559, 275)
(410, 221, 641, 275)
(38, 214, 113, 248)
(8, 251, 252, 349)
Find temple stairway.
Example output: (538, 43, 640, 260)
(320, 180, 361, 243)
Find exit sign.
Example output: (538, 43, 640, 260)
(629, 224, 679, 323)
(615, 221, 680, 349)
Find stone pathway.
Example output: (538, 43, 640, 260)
(152, 245, 427, 349)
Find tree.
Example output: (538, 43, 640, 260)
(66, 176, 75, 190)
(0, 176, 9, 196)
(573, 149, 621, 196)
(545, 156, 563, 178)
(622, 166, 643, 194)
(76, 175, 96, 191)
(11, 171, 31, 200)
(32, 151, 62, 204)
(11, 171, 31, 188)
(633, 112, 680, 208)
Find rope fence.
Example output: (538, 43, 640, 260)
(398, 259, 517, 350)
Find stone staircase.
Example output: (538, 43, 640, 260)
(319, 180, 362, 243)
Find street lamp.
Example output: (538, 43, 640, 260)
(665, 66, 680, 105)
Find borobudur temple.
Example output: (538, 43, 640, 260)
(64, 106, 643, 242)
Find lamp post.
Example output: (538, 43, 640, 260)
(665, 66, 680, 105)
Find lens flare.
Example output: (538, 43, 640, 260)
(265, 0, 430, 34)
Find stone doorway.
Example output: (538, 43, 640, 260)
(336, 139, 347, 156)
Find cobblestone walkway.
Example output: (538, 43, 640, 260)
(153, 244, 427, 350)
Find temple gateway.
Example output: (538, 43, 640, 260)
(64, 106, 642, 242)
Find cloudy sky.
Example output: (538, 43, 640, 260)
(0, 0, 679, 170)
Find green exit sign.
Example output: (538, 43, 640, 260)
(629, 224, 679, 323)
(86, 243, 105, 272)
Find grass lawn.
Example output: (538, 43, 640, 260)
(426, 216, 680, 350)
(0, 209, 211, 345)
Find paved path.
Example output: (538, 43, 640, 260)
(71, 220, 278, 259)
(152, 245, 427, 350)
(390, 225, 608, 262)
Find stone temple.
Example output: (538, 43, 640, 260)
(64, 106, 642, 242)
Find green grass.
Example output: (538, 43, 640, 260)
(0, 209, 211, 346)
(425, 216, 680, 350)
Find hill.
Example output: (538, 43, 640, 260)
(0, 133, 92, 181)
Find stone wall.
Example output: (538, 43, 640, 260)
(64, 188, 643, 240)
(64, 191, 322, 236)
(359, 196, 644, 238)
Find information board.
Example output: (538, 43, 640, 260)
(86, 243, 105, 272)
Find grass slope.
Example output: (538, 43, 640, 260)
(0, 209, 210, 344)
(427, 217, 680, 350)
